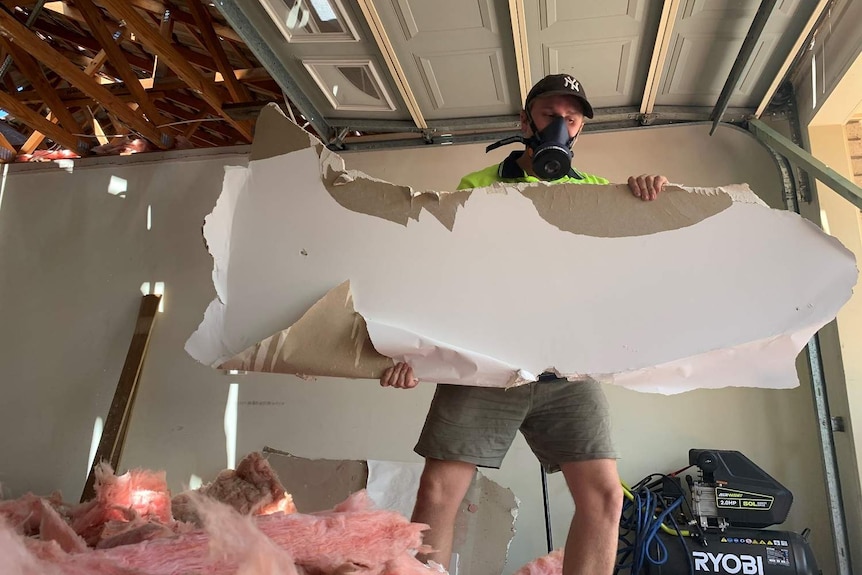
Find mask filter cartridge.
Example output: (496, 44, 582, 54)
(530, 116, 573, 181)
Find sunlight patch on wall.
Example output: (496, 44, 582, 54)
(56, 159, 75, 173)
(224, 383, 239, 470)
(86, 416, 104, 480)
(0, 164, 8, 215)
(811, 41, 818, 110)
(140, 281, 165, 311)
(108, 175, 127, 197)
(154, 281, 165, 312)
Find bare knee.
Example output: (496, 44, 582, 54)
(578, 477, 623, 520)
(561, 459, 623, 522)
(415, 458, 476, 510)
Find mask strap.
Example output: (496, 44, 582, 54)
(524, 106, 540, 139)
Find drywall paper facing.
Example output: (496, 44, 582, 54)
(220, 280, 393, 379)
(186, 105, 858, 394)
(519, 183, 734, 237)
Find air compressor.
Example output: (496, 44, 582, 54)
(616, 449, 820, 575)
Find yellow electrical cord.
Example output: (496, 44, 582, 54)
(621, 480, 692, 537)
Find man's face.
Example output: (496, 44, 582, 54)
(521, 95, 585, 142)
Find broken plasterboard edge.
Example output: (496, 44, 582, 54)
(220, 280, 394, 378)
(262, 447, 369, 514)
(366, 460, 517, 575)
(205, 165, 248, 304)
(249, 102, 737, 237)
(184, 297, 229, 369)
(322, 164, 472, 231)
(468, 474, 519, 575)
(683, 183, 769, 206)
(259, 102, 473, 231)
(249, 103, 319, 161)
(184, 165, 249, 367)
(597, 321, 820, 395)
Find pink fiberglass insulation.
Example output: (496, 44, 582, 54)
(38, 500, 88, 554)
(512, 549, 564, 575)
(194, 493, 300, 575)
(93, 463, 173, 523)
(173, 452, 295, 524)
(2, 490, 433, 575)
(0, 518, 141, 575)
(0, 493, 44, 535)
(95, 519, 179, 550)
(69, 463, 173, 546)
(97, 490, 430, 575)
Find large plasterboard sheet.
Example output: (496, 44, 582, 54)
(186, 104, 857, 394)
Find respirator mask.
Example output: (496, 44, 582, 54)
(486, 115, 575, 181)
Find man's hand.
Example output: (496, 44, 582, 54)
(380, 362, 419, 389)
(628, 174, 668, 201)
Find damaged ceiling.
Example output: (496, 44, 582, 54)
(0, 0, 838, 160)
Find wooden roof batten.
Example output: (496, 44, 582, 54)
(0, 0, 273, 161)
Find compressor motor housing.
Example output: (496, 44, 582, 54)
(623, 449, 820, 575)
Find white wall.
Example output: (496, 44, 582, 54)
(0, 124, 838, 575)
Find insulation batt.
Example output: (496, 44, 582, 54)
(1, 491, 433, 575)
(172, 451, 296, 524)
(70, 463, 174, 546)
(0, 452, 294, 550)
(512, 549, 564, 575)
(0, 454, 436, 575)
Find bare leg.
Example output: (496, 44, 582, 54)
(411, 458, 477, 569)
(559, 459, 623, 575)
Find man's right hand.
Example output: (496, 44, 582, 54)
(380, 362, 419, 389)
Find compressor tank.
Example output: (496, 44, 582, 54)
(645, 528, 818, 575)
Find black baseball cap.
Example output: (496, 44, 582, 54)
(525, 74, 594, 119)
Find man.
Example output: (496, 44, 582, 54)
(380, 74, 667, 575)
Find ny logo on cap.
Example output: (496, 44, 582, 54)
(564, 76, 580, 92)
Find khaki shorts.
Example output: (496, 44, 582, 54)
(415, 379, 617, 473)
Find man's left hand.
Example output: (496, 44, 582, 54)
(628, 174, 668, 201)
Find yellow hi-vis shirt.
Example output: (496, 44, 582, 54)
(457, 150, 609, 190)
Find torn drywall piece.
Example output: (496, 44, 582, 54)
(459, 474, 519, 575)
(322, 169, 421, 227)
(262, 447, 368, 514)
(220, 281, 393, 378)
(366, 460, 517, 575)
(187, 104, 858, 394)
(366, 460, 423, 519)
(249, 104, 317, 161)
